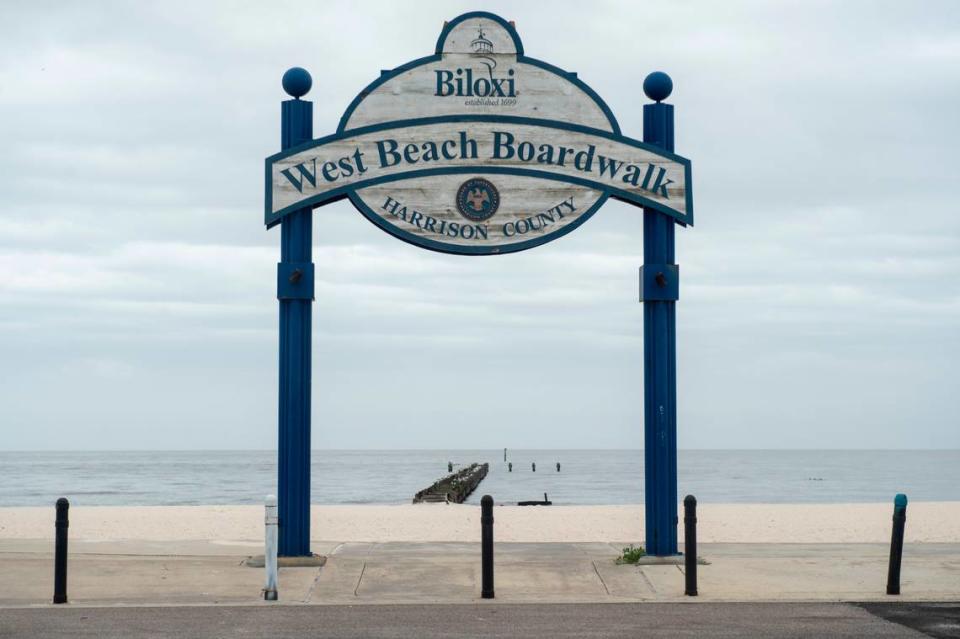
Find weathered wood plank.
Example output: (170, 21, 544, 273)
(269, 121, 689, 219)
(345, 56, 614, 132)
(356, 176, 602, 249)
(263, 11, 694, 254)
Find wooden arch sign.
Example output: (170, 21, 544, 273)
(265, 11, 692, 255)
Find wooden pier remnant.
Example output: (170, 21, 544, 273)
(413, 463, 489, 504)
(518, 493, 552, 506)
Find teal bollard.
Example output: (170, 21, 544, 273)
(886, 493, 908, 595)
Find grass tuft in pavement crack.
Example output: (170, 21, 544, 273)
(615, 545, 646, 564)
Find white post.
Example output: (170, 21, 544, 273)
(264, 494, 279, 601)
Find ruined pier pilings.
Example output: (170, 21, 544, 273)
(413, 463, 490, 504)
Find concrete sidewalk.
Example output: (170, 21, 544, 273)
(1, 540, 958, 607)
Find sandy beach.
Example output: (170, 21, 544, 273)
(2, 502, 958, 544)
(4, 503, 960, 608)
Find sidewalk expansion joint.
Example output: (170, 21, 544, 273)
(353, 561, 366, 597)
(304, 564, 326, 603)
(591, 561, 611, 596)
(639, 568, 657, 594)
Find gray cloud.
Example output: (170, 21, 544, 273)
(1, 1, 957, 450)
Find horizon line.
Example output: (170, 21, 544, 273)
(1, 448, 957, 453)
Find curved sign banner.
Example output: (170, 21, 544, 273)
(264, 12, 693, 255)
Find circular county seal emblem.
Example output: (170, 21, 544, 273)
(456, 177, 500, 222)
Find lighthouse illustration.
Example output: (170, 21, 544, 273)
(471, 25, 496, 78)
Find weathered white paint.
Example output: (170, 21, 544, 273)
(269, 121, 688, 219)
(344, 56, 613, 132)
(357, 175, 603, 249)
(264, 494, 278, 601)
(441, 17, 518, 55)
(265, 13, 692, 252)
(344, 17, 613, 138)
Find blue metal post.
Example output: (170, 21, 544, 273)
(277, 68, 314, 557)
(641, 72, 678, 556)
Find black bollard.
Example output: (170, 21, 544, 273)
(684, 495, 697, 596)
(508, 462, 512, 472)
(448, 461, 453, 473)
(556, 462, 560, 472)
(54, 498, 69, 604)
(886, 493, 908, 595)
(532, 462, 536, 472)
(481, 495, 494, 599)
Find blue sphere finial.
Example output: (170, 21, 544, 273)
(282, 67, 312, 99)
(643, 71, 673, 103)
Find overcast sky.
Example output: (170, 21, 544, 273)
(1, 1, 957, 451)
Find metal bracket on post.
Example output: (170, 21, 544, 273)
(277, 262, 315, 300)
(639, 265, 679, 302)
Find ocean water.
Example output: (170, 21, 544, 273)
(1, 450, 957, 507)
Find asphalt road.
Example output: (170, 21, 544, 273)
(858, 602, 960, 638)
(1, 602, 957, 639)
